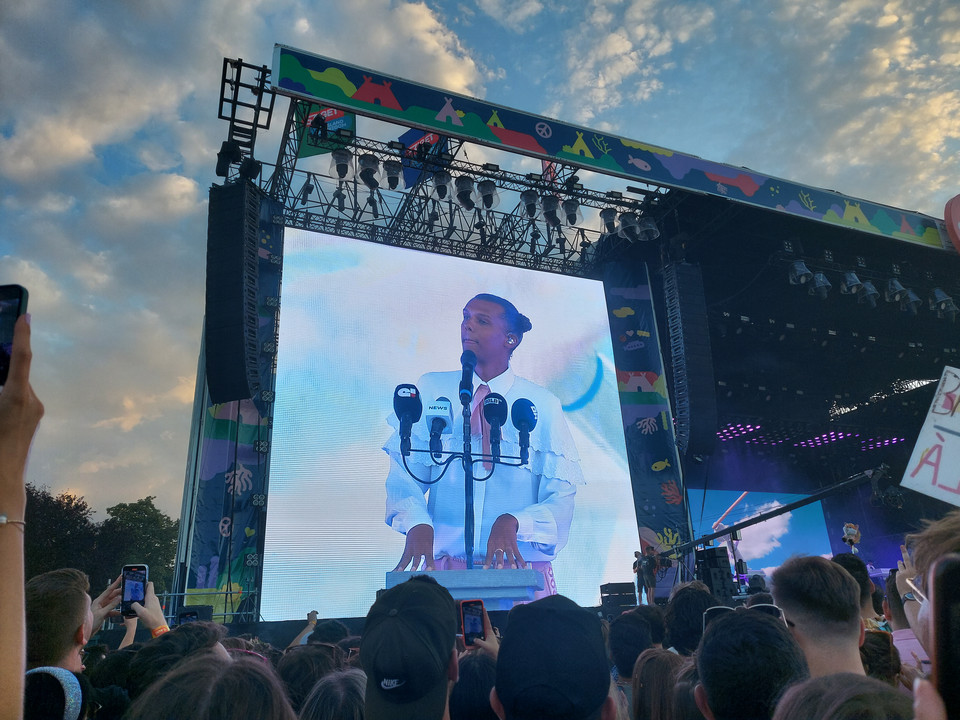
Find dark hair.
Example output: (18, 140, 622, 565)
(299, 667, 366, 720)
(25, 568, 90, 668)
(771, 672, 912, 720)
(86, 646, 140, 691)
(631, 648, 683, 720)
(696, 610, 808, 720)
(672, 658, 705, 720)
(127, 621, 227, 698)
(860, 630, 901, 686)
(608, 613, 653, 678)
(450, 652, 498, 720)
(771, 556, 861, 641)
(307, 619, 350, 645)
(470, 294, 532, 339)
(278, 643, 344, 711)
(631, 605, 666, 646)
(744, 592, 774, 608)
(664, 586, 718, 656)
(336, 635, 362, 668)
(831, 553, 873, 607)
(125, 651, 297, 720)
(883, 569, 909, 628)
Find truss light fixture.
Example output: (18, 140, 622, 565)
(839, 272, 863, 295)
(520, 189, 539, 218)
(618, 212, 640, 241)
(808, 272, 832, 299)
(238, 157, 262, 181)
(455, 176, 478, 210)
(788, 260, 813, 285)
(562, 198, 582, 227)
(637, 216, 660, 241)
(477, 179, 499, 210)
(884, 278, 907, 303)
(432, 169, 453, 200)
(857, 281, 880, 308)
(900, 289, 922, 315)
(382, 159, 404, 190)
(330, 148, 354, 180)
(540, 194, 561, 227)
(215, 140, 243, 177)
(298, 177, 315, 206)
(357, 154, 383, 191)
(599, 207, 619, 235)
(930, 288, 958, 321)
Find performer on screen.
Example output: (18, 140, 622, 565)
(383, 293, 584, 597)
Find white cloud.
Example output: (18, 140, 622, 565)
(476, 0, 545, 29)
(737, 501, 793, 562)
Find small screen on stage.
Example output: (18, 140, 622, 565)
(261, 229, 637, 620)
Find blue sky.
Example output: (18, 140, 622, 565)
(2, 0, 959, 519)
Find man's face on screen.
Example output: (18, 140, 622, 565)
(461, 298, 513, 365)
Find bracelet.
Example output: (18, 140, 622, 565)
(151, 624, 171, 638)
(0, 514, 25, 529)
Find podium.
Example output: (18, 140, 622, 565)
(386, 569, 544, 610)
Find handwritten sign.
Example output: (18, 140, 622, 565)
(902, 366, 960, 507)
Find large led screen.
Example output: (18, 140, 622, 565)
(261, 229, 638, 620)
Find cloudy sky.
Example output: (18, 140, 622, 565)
(2, 0, 959, 521)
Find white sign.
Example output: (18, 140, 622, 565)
(902, 366, 960, 507)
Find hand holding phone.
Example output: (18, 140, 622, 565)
(0, 285, 28, 387)
(121, 564, 149, 617)
(460, 599, 485, 646)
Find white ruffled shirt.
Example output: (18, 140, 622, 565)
(383, 368, 583, 562)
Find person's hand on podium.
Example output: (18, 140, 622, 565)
(394, 523, 436, 571)
(483, 514, 525, 569)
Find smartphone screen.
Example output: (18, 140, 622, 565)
(0, 285, 28, 386)
(120, 565, 149, 617)
(461, 599, 485, 646)
(931, 553, 960, 719)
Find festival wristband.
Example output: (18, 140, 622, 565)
(151, 624, 171, 638)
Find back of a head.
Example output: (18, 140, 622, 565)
(25, 568, 90, 668)
(25, 667, 90, 720)
(450, 652, 498, 720)
(126, 621, 227, 698)
(696, 610, 808, 720)
(664, 585, 718, 655)
(771, 672, 912, 720)
(608, 612, 652, 678)
(771, 556, 861, 642)
(631, 648, 684, 720)
(495, 594, 610, 720)
(299, 667, 366, 720)
(673, 658, 706, 720)
(125, 651, 297, 720)
(906, 508, 960, 595)
(860, 631, 901, 686)
(308, 619, 350, 645)
(744, 592, 774, 608)
(831, 552, 872, 607)
(279, 644, 344, 711)
(630, 604, 666, 646)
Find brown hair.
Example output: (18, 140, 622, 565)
(771, 556, 861, 641)
(25, 568, 90, 668)
(772, 672, 911, 720)
(906, 508, 960, 593)
(631, 648, 683, 720)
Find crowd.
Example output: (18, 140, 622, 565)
(2, 317, 957, 720)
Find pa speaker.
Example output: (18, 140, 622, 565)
(205, 181, 261, 404)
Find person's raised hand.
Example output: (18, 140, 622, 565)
(131, 581, 167, 632)
(91, 576, 122, 631)
(469, 606, 500, 661)
(394, 524, 435, 572)
(484, 514, 524, 569)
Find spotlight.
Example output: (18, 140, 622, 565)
(857, 281, 880, 308)
(599, 207, 619, 235)
(637, 216, 660, 241)
(298, 177, 314, 206)
(358, 154, 382, 191)
(520, 189, 539, 218)
(900, 289, 922, 314)
(455, 176, 477, 210)
(839, 272, 863, 294)
(929, 288, 958, 321)
(382, 159, 404, 190)
(788, 261, 813, 285)
(884, 278, 907, 302)
(215, 140, 242, 177)
(432, 170, 453, 200)
(477, 180, 499, 210)
(540, 195, 561, 227)
(618, 212, 640, 241)
(238, 157, 262, 181)
(561, 198, 582, 227)
(808, 272, 832, 299)
(329, 148, 354, 180)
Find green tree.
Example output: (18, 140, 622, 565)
(95, 497, 179, 593)
(24, 484, 98, 581)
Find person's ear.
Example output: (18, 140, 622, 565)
(694, 683, 716, 720)
(490, 687, 506, 720)
(859, 618, 866, 648)
(506, 333, 517, 347)
(75, 624, 88, 647)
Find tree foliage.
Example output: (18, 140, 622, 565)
(24, 485, 179, 593)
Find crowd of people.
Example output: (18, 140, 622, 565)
(2, 315, 958, 720)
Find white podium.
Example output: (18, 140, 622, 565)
(385, 569, 544, 610)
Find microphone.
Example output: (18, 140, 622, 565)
(482, 393, 508, 462)
(459, 350, 477, 406)
(511, 398, 538, 465)
(425, 397, 453, 459)
(393, 384, 422, 457)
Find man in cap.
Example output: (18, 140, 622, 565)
(491, 594, 616, 720)
(361, 575, 459, 720)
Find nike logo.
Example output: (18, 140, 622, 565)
(381, 678, 405, 690)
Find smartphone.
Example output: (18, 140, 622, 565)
(120, 564, 149, 617)
(460, 599, 485, 646)
(930, 553, 960, 720)
(0, 285, 28, 386)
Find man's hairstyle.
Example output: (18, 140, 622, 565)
(608, 612, 652, 678)
(906, 508, 960, 594)
(771, 672, 912, 720)
(831, 552, 873, 606)
(663, 585, 718, 655)
(307, 618, 350, 645)
(883, 569, 909, 628)
(771, 556, 861, 640)
(299, 668, 367, 720)
(631, 648, 684, 720)
(631, 604, 666, 645)
(470, 294, 532, 338)
(744, 592, 775, 607)
(25, 568, 90, 668)
(278, 643, 344, 712)
(449, 651, 498, 720)
(126, 621, 227, 698)
(696, 610, 808, 720)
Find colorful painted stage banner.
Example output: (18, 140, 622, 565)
(272, 45, 948, 250)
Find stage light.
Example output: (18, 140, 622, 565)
(298, 177, 314, 205)
(238, 157, 262, 181)
(562, 198, 582, 227)
(477, 179, 499, 210)
(599, 207, 619, 234)
(637, 216, 660, 241)
(618, 212, 640, 241)
(382, 159, 404, 190)
(520, 189, 539, 218)
(884, 278, 907, 302)
(929, 288, 958, 321)
(358, 154, 383, 191)
(540, 195, 561, 227)
(808, 272, 832, 299)
(900, 289, 922, 314)
(215, 140, 242, 177)
(857, 281, 880, 308)
(839, 272, 862, 294)
(455, 176, 477, 210)
(788, 260, 813, 285)
(330, 148, 354, 180)
(432, 170, 453, 200)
